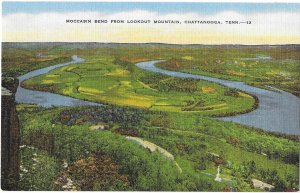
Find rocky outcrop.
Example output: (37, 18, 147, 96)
(1, 78, 20, 190)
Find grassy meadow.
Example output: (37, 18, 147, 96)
(2, 43, 299, 191)
(22, 53, 255, 115)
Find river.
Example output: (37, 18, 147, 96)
(16, 55, 100, 107)
(136, 60, 300, 135)
(15, 56, 300, 135)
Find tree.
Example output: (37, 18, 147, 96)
(224, 88, 239, 97)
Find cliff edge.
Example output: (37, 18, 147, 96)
(1, 78, 20, 190)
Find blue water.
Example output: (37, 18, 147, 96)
(15, 57, 300, 135)
(136, 60, 300, 135)
(16, 55, 100, 107)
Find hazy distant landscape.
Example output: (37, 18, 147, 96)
(2, 42, 299, 191)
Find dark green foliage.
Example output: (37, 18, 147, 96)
(19, 106, 220, 191)
(16, 103, 299, 191)
(224, 88, 239, 97)
(18, 146, 58, 191)
(170, 112, 299, 165)
(4, 43, 299, 191)
(58, 105, 144, 128)
(140, 73, 198, 93)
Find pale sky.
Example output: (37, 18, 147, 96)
(2, 2, 300, 44)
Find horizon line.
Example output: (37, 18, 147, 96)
(3, 42, 300, 46)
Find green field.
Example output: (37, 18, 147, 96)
(22, 48, 256, 116)
(2, 43, 299, 191)
(155, 46, 300, 96)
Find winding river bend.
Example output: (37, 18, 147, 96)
(16, 56, 300, 135)
(16, 56, 100, 107)
(136, 60, 300, 135)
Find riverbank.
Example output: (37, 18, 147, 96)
(16, 56, 100, 107)
(3, 43, 298, 191)
(20, 55, 255, 117)
(136, 60, 300, 135)
(17, 54, 299, 134)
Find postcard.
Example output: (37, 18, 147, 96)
(1, 1, 299, 191)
